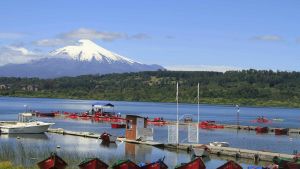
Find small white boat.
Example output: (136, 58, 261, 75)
(209, 141, 230, 147)
(0, 113, 54, 134)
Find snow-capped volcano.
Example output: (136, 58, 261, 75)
(0, 39, 164, 78)
(50, 39, 136, 64)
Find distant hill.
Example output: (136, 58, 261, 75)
(0, 70, 300, 107)
(0, 39, 164, 78)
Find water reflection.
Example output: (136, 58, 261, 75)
(100, 141, 118, 149)
(0, 133, 49, 140)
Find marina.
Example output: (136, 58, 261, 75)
(1, 97, 300, 168)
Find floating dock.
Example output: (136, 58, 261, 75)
(47, 128, 295, 162)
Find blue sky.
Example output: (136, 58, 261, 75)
(0, 0, 299, 71)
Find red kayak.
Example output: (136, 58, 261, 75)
(199, 121, 224, 129)
(147, 117, 167, 126)
(175, 157, 205, 169)
(251, 117, 271, 124)
(216, 160, 242, 169)
(78, 158, 109, 169)
(37, 153, 67, 169)
(112, 160, 141, 169)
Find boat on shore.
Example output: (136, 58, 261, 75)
(174, 157, 206, 169)
(37, 153, 67, 169)
(216, 160, 242, 169)
(78, 158, 109, 169)
(140, 157, 168, 169)
(112, 160, 141, 169)
(0, 113, 54, 134)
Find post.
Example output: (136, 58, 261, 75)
(236, 105, 240, 129)
(197, 83, 200, 142)
(176, 82, 179, 145)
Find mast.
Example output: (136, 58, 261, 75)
(176, 82, 179, 144)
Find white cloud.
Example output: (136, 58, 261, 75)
(165, 65, 241, 72)
(253, 35, 282, 42)
(61, 28, 126, 41)
(0, 46, 43, 66)
(34, 28, 151, 47)
(0, 32, 25, 39)
(34, 38, 75, 47)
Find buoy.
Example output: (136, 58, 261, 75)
(56, 145, 61, 149)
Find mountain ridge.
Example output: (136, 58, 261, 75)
(0, 39, 164, 78)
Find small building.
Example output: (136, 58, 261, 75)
(0, 84, 7, 90)
(125, 115, 153, 141)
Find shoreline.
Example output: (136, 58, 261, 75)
(1, 95, 300, 109)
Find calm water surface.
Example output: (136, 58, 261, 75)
(0, 97, 300, 168)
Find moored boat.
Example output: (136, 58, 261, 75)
(216, 160, 242, 169)
(252, 116, 270, 124)
(78, 158, 109, 169)
(255, 126, 269, 134)
(174, 157, 205, 169)
(275, 128, 289, 135)
(99, 132, 117, 143)
(36, 112, 56, 117)
(147, 117, 167, 126)
(199, 121, 224, 129)
(37, 153, 67, 169)
(112, 160, 141, 169)
(0, 113, 54, 134)
(111, 123, 126, 129)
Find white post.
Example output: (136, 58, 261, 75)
(176, 82, 179, 145)
(236, 104, 240, 129)
(197, 83, 200, 142)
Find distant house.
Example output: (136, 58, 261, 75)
(0, 84, 7, 90)
(22, 85, 39, 91)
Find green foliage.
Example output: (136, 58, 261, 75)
(1, 70, 300, 107)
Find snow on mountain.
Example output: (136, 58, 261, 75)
(0, 39, 164, 78)
(50, 39, 137, 64)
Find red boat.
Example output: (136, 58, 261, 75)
(147, 117, 167, 126)
(255, 126, 269, 134)
(37, 153, 67, 169)
(67, 113, 79, 119)
(112, 160, 141, 169)
(216, 160, 242, 169)
(111, 123, 126, 128)
(251, 116, 271, 124)
(287, 162, 300, 169)
(140, 158, 168, 169)
(174, 157, 206, 169)
(100, 132, 117, 143)
(275, 128, 289, 135)
(78, 158, 109, 169)
(199, 121, 224, 129)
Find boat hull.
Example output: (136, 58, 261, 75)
(216, 160, 242, 169)
(79, 158, 109, 169)
(0, 122, 53, 134)
(175, 158, 206, 169)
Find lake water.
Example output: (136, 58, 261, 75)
(0, 97, 300, 168)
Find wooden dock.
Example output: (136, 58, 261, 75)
(47, 128, 295, 162)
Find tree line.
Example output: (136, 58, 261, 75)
(1, 69, 300, 107)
